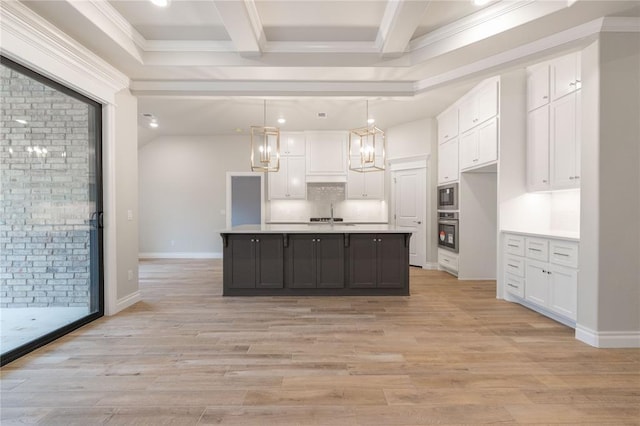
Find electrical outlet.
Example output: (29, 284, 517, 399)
(127, 270, 133, 281)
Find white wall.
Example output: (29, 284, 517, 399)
(138, 135, 249, 257)
(385, 117, 438, 266)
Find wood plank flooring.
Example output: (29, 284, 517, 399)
(2, 259, 639, 425)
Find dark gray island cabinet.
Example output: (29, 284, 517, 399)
(220, 226, 411, 296)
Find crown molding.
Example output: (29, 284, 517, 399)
(409, 0, 540, 52)
(0, 1, 129, 103)
(414, 16, 609, 93)
(144, 40, 236, 52)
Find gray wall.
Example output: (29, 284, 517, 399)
(114, 89, 139, 300)
(0, 65, 92, 308)
(138, 135, 249, 256)
(580, 33, 640, 339)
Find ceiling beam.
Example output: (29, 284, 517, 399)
(212, 0, 263, 57)
(377, 0, 431, 58)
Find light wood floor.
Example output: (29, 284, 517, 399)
(2, 259, 639, 425)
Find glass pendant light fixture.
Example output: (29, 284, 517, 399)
(348, 100, 385, 173)
(250, 100, 280, 172)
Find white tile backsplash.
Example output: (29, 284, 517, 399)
(269, 183, 388, 223)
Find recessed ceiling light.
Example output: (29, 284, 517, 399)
(473, 0, 491, 6)
(149, 122, 159, 128)
(367, 118, 375, 125)
(15, 119, 27, 124)
(150, 0, 169, 7)
(277, 118, 286, 124)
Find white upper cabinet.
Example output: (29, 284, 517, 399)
(268, 156, 306, 200)
(527, 63, 550, 112)
(437, 138, 459, 184)
(459, 78, 499, 133)
(437, 107, 458, 143)
(280, 132, 305, 156)
(347, 160, 384, 199)
(551, 52, 581, 101)
(550, 91, 580, 189)
(459, 117, 498, 171)
(306, 131, 347, 178)
(527, 105, 550, 191)
(526, 52, 581, 192)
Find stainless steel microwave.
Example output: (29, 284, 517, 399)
(437, 183, 458, 211)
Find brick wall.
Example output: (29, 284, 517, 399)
(0, 65, 94, 309)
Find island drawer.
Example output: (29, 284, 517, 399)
(504, 273, 525, 298)
(504, 255, 525, 277)
(550, 240, 579, 268)
(525, 237, 549, 261)
(504, 234, 525, 256)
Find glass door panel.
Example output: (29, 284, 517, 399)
(0, 57, 103, 365)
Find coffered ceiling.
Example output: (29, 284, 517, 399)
(15, 0, 640, 142)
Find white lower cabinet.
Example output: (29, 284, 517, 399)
(438, 248, 458, 276)
(503, 232, 578, 324)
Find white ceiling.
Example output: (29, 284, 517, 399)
(19, 0, 640, 145)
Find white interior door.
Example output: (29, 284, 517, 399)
(392, 168, 426, 267)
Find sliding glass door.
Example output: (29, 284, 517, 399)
(0, 56, 103, 365)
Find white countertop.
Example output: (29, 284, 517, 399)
(501, 229, 580, 242)
(221, 224, 412, 234)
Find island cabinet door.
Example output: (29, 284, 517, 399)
(376, 234, 407, 288)
(349, 234, 377, 288)
(315, 234, 345, 288)
(226, 235, 256, 288)
(254, 234, 284, 288)
(288, 235, 316, 288)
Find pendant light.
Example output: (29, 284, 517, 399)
(250, 100, 280, 172)
(348, 100, 385, 173)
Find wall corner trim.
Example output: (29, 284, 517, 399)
(107, 290, 141, 316)
(575, 325, 640, 348)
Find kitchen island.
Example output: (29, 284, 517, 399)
(220, 224, 412, 296)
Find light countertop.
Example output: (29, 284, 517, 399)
(221, 224, 412, 234)
(501, 229, 580, 242)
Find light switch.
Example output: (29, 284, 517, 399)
(127, 209, 133, 221)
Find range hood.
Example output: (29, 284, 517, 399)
(306, 175, 347, 183)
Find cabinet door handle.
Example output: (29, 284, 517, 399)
(473, 159, 479, 162)
(542, 180, 548, 183)
(542, 269, 546, 273)
(373, 238, 377, 242)
(543, 95, 548, 99)
(507, 283, 518, 288)
(444, 176, 449, 179)
(312, 239, 316, 242)
(444, 134, 449, 138)
(251, 239, 255, 242)
(569, 176, 575, 180)
(414, 221, 422, 224)
(553, 252, 570, 257)
(547, 271, 552, 275)
(443, 258, 450, 263)
(508, 264, 518, 268)
(255, 239, 260, 242)
(317, 239, 321, 242)
(574, 176, 580, 179)
(507, 244, 518, 248)
(529, 248, 542, 252)
(378, 239, 382, 242)
(569, 82, 576, 86)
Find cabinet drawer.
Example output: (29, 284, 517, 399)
(504, 256, 525, 277)
(504, 273, 525, 298)
(438, 250, 459, 272)
(550, 240, 579, 268)
(526, 237, 549, 261)
(504, 234, 525, 256)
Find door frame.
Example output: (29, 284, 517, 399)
(226, 172, 265, 229)
(389, 156, 431, 269)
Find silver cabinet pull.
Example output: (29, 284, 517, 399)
(547, 271, 552, 275)
(508, 264, 518, 268)
(507, 244, 519, 248)
(542, 269, 546, 273)
(529, 248, 542, 252)
(543, 95, 548, 99)
(569, 176, 575, 180)
(507, 283, 518, 288)
(542, 180, 548, 183)
(255, 239, 260, 242)
(554, 252, 570, 257)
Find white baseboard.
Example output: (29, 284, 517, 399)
(575, 325, 640, 348)
(139, 252, 223, 259)
(422, 262, 440, 270)
(107, 290, 141, 316)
